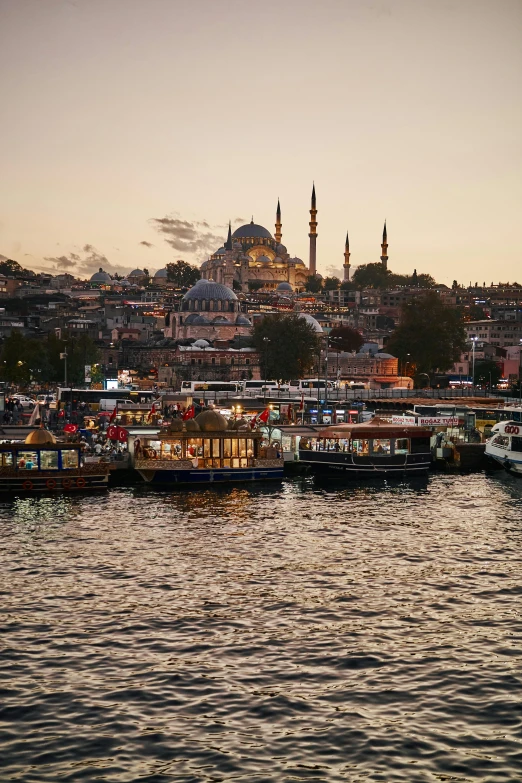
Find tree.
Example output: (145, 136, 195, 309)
(248, 280, 264, 292)
(251, 313, 320, 381)
(474, 359, 502, 388)
(165, 260, 200, 288)
(386, 292, 466, 374)
(352, 263, 391, 289)
(323, 276, 340, 291)
(328, 326, 364, 353)
(0, 258, 24, 277)
(305, 275, 323, 293)
(340, 280, 357, 292)
(375, 314, 396, 330)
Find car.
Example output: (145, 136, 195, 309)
(36, 393, 57, 405)
(11, 394, 36, 409)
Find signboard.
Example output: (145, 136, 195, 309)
(84, 364, 91, 383)
(391, 416, 416, 425)
(419, 417, 460, 427)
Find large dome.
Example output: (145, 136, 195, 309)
(276, 282, 293, 292)
(154, 268, 168, 279)
(25, 428, 56, 446)
(298, 313, 323, 333)
(232, 221, 273, 240)
(196, 410, 228, 432)
(90, 268, 112, 283)
(129, 268, 145, 277)
(182, 278, 237, 302)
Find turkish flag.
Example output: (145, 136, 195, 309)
(107, 425, 118, 440)
(109, 406, 118, 423)
(298, 393, 304, 412)
(182, 404, 195, 420)
(63, 423, 78, 433)
(257, 408, 270, 424)
(117, 427, 128, 442)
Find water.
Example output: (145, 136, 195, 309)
(1, 473, 522, 782)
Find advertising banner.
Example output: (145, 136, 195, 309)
(418, 417, 460, 426)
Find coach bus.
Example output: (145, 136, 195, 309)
(57, 388, 157, 411)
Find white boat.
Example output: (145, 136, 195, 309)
(485, 420, 522, 475)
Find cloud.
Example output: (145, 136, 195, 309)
(324, 265, 343, 279)
(139, 240, 154, 248)
(43, 245, 131, 278)
(150, 215, 224, 257)
(44, 254, 79, 271)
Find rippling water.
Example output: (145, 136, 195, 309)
(1, 473, 522, 782)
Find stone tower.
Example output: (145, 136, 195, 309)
(380, 221, 388, 270)
(275, 199, 282, 244)
(343, 231, 351, 282)
(309, 184, 317, 276)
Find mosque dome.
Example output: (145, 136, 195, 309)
(90, 268, 112, 283)
(154, 268, 168, 279)
(276, 282, 293, 293)
(212, 315, 232, 324)
(25, 428, 56, 446)
(298, 313, 323, 333)
(289, 257, 305, 266)
(193, 315, 211, 325)
(213, 247, 226, 256)
(195, 410, 228, 432)
(276, 244, 287, 255)
(193, 339, 210, 348)
(232, 241, 242, 251)
(129, 268, 145, 277)
(182, 278, 237, 302)
(257, 255, 272, 265)
(235, 314, 252, 326)
(119, 279, 131, 287)
(232, 222, 273, 240)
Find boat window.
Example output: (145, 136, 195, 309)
(160, 440, 183, 460)
(61, 450, 80, 469)
(371, 439, 391, 455)
(395, 438, 410, 454)
(17, 451, 38, 470)
(351, 439, 370, 456)
(492, 435, 509, 448)
(0, 453, 13, 467)
(512, 436, 522, 453)
(411, 436, 431, 453)
(40, 451, 59, 470)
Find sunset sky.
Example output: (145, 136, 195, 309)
(0, 0, 521, 285)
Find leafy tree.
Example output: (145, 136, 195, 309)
(352, 263, 391, 289)
(375, 314, 396, 330)
(166, 260, 200, 288)
(323, 276, 340, 291)
(305, 275, 323, 293)
(0, 258, 24, 276)
(474, 360, 502, 388)
(328, 326, 364, 353)
(386, 291, 466, 374)
(143, 268, 150, 278)
(340, 280, 357, 292)
(252, 313, 320, 382)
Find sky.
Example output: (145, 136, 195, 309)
(0, 0, 521, 285)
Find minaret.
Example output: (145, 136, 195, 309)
(380, 220, 388, 270)
(224, 220, 232, 251)
(275, 199, 282, 244)
(309, 183, 317, 275)
(343, 231, 351, 282)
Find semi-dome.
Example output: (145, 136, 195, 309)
(235, 314, 252, 325)
(25, 428, 56, 446)
(298, 313, 323, 333)
(232, 222, 273, 240)
(182, 278, 237, 302)
(90, 268, 112, 283)
(257, 255, 272, 265)
(154, 268, 168, 278)
(195, 410, 228, 432)
(193, 315, 211, 325)
(276, 282, 293, 292)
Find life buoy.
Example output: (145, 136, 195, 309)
(62, 477, 72, 489)
(46, 478, 57, 490)
(22, 480, 33, 491)
(76, 477, 86, 488)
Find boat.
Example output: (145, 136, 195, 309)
(130, 410, 284, 485)
(485, 420, 522, 475)
(0, 427, 110, 493)
(298, 418, 433, 477)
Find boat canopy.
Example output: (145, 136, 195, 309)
(315, 418, 431, 440)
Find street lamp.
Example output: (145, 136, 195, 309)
(471, 337, 478, 391)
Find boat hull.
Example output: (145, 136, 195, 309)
(486, 452, 522, 476)
(0, 473, 109, 493)
(298, 451, 432, 477)
(137, 466, 284, 485)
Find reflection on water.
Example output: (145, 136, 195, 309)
(1, 473, 521, 782)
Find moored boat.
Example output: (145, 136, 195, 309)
(298, 418, 432, 477)
(485, 420, 522, 475)
(0, 428, 110, 493)
(130, 410, 284, 486)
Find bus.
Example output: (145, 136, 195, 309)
(57, 388, 157, 411)
(241, 380, 288, 394)
(293, 379, 335, 392)
(180, 381, 242, 395)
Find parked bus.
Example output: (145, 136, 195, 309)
(180, 381, 242, 394)
(57, 388, 157, 411)
(292, 379, 335, 392)
(241, 380, 288, 394)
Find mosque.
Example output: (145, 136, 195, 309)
(200, 187, 321, 293)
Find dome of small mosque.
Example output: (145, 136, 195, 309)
(182, 278, 237, 302)
(184, 419, 200, 431)
(90, 268, 112, 283)
(195, 410, 228, 432)
(193, 339, 210, 348)
(154, 268, 168, 278)
(276, 282, 293, 292)
(257, 255, 272, 265)
(298, 312, 323, 333)
(25, 428, 56, 446)
(129, 268, 145, 277)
